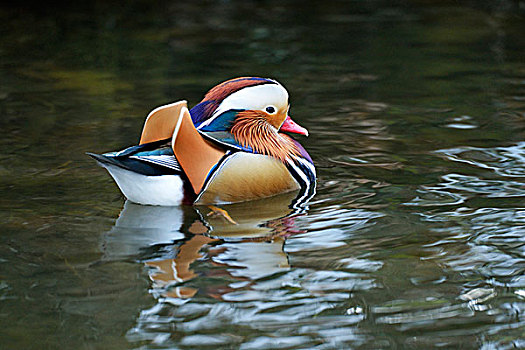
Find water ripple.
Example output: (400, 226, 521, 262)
(405, 173, 525, 206)
(436, 142, 525, 177)
(420, 207, 525, 280)
(119, 202, 384, 348)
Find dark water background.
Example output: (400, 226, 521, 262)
(1, 1, 525, 349)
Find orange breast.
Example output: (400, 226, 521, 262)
(195, 153, 300, 204)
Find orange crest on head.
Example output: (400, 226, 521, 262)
(190, 78, 278, 125)
(202, 77, 277, 103)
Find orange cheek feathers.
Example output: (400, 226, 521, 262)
(267, 110, 288, 130)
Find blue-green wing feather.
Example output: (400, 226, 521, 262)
(88, 139, 182, 176)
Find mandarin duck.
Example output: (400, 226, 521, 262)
(89, 77, 316, 206)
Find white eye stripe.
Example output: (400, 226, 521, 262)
(198, 84, 289, 129)
(215, 84, 287, 115)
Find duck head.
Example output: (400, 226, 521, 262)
(190, 77, 308, 162)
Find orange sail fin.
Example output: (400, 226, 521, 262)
(139, 101, 188, 145)
(171, 107, 226, 194)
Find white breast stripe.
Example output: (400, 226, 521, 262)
(294, 156, 316, 178)
(286, 156, 316, 209)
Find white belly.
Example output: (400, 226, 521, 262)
(103, 164, 184, 206)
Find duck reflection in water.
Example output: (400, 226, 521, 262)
(101, 190, 310, 300)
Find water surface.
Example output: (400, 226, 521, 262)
(1, 1, 524, 349)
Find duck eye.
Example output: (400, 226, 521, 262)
(265, 106, 276, 114)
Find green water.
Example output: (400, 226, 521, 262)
(1, 1, 524, 349)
